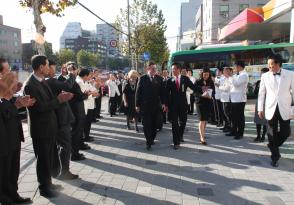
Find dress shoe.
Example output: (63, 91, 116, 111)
(79, 144, 91, 150)
(260, 136, 265, 142)
(216, 123, 223, 127)
(135, 127, 139, 133)
(84, 136, 94, 142)
(12, 195, 31, 204)
(271, 160, 279, 167)
(173, 145, 180, 150)
(226, 132, 236, 137)
(40, 188, 59, 198)
(50, 184, 63, 191)
(200, 140, 207, 145)
(58, 171, 79, 180)
(0, 197, 13, 205)
(234, 135, 243, 140)
(180, 139, 185, 143)
(127, 125, 131, 130)
(146, 145, 151, 151)
(71, 154, 86, 161)
(97, 115, 103, 119)
(254, 137, 261, 142)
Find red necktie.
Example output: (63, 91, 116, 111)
(176, 77, 180, 90)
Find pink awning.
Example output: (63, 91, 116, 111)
(219, 8, 264, 40)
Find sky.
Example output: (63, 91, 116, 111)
(0, 0, 187, 52)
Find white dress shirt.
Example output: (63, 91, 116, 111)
(229, 70, 249, 103)
(107, 80, 120, 97)
(219, 76, 232, 103)
(214, 75, 224, 100)
(76, 76, 90, 114)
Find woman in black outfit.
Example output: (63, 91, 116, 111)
(195, 68, 215, 145)
(123, 70, 140, 132)
(253, 67, 269, 142)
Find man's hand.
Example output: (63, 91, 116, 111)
(124, 101, 128, 108)
(136, 107, 140, 113)
(15, 95, 36, 108)
(16, 82, 23, 92)
(57, 92, 74, 103)
(162, 105, 168, 113)
(258, 111, 264, 119)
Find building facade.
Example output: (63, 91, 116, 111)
(64, 36, 107, 56)
(96, 23, 120, 56)
(60, 22, 83, 49)
(201, 0, 268, 44)
(0, 15, 22, 69)
(178, 0, 202, 50)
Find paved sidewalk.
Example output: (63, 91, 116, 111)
(18, 98, 294, 205)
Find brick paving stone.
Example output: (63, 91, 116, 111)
(17, 99, 294, 205)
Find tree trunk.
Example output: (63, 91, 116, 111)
(32, 0, 45, 55)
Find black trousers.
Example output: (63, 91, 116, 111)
(142, 109, 158, 146)
(231, 102, 246, 136)
(109, 97, 117, 115)
(71, 108, 85, 157)
(188, 95, 195, 114)
(0, 155, 11, 204)
(162, 110, 167, 124)
(210, 98, 218, 123)
(57, 125, 72, 174)
(223, 102, 232, 128)
(216, 100, 224, 124)
(32, 137, 54, 190)
(94, 97, 102, 118)
(1, 146, 21, 200)
(84, 109, 94, 139)
(267, 106, 291, 161)
(171, 107, 187, 145)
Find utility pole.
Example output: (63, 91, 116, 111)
(127, 0, 133, 69)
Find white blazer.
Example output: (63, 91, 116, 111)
(107, 80, 120, 97)
(258, 69, 294, 120)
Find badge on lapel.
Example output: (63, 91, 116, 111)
(182, 84, 185, 92)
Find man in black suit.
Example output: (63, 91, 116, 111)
(135, 62, 166, 150)
(24, 55, 72, 198)
(46, 60, 78, 180)
(66, 63, 90, 161)
(166, 63, 196, 149)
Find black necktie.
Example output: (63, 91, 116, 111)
(273, 72, 281, 76)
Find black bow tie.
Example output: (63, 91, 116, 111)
(273, 72, 281, 76)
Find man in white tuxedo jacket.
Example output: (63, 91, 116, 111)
(258, 54, 294, 167)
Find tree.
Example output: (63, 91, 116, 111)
(116, 0, 168, 67)
(58, 49, 75, 65)
(76, 50, 100, 68)
(19, 0, 77, 54)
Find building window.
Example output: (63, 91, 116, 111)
(14, 41, 18, 47)
(220, 5, 229, 18)
(239, 4, 249, 13)
(14, 32, 18, 38)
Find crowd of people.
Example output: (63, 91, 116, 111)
(0, 53, 293, 204)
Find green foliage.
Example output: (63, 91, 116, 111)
(58, 49, 75, 65)
(107, 57, 130, 70)
(76, 50, 100, 67)
(19, 0, 77, 17)
(116, 0, 169, 64)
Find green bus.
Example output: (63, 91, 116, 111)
(168, 43, 294, 97)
